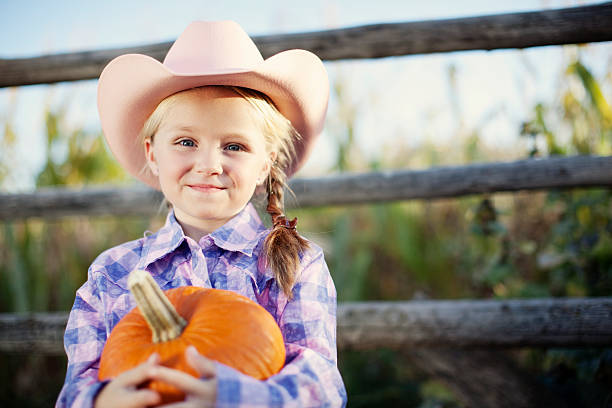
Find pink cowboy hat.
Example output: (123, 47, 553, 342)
(97, 20, 329, 189)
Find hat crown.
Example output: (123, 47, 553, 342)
(163, 21, 264, 73)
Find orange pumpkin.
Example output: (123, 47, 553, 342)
(98, 270, 285, 404)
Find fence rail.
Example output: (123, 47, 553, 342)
(1, 155, 611, 220)
(1, 3, 611, 87)
(2, 297, 610, 354)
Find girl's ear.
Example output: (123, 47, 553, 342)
(144, 138, 159, 176)
(258, 151, 277, 185)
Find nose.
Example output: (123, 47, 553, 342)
(193, 148, 223, 175)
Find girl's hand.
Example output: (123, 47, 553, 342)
(94, 353, 161, 408)
(152, 346, 218, 408)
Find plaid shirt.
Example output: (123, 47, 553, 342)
(56, 203, 346, 407)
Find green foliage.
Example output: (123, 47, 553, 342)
(522, 58, 612, 157)
(0, 89, 18, 187)
(544, 189, 612, 297)
(567, 61, 612, 127)
(0, 99, 147, 313)
(338, 349, 423, 408)
(0, 354, 66, 408)
(37, 106, 128, 187)
(520, 347, 612, 407)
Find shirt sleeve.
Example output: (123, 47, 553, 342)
(214, 247, 347, 408)
(56, 267, 109, 408)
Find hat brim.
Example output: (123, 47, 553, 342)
(97, 50, 329, 189)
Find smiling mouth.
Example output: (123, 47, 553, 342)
(188, 184, 226, 193)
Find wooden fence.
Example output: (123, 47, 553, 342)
(2, 155, 612, 219)
(1, 3, 612, 407)
(2, 3, 612, 86)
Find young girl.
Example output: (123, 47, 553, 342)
(56, 21, 347, 407)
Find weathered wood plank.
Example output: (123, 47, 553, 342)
(0, 186, 162, 220)
(0, 312, 68, 355)
(290, 155, 612, 207)
(1, 298, 611, 355)
(1, 155, 611, 220)
(1, 3, 611, 87)
(337, 297, 612, 350)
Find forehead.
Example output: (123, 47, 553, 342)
(160, 87, 263, 133)
(169, 86, 252, 115)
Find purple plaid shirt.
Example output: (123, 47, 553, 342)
(56, 203, 347, 407)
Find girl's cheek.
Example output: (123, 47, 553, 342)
(157, 161, 189, 184)
(169, 151, 196, 170)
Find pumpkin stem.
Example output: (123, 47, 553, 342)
(128, 269, 187, 343)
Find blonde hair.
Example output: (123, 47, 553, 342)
(139, 85, 309, 297)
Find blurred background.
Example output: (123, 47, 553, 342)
(1, 0, 611, 406)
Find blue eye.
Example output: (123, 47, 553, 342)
(179, 139, 195, 147)
(226, 144, 242, 152)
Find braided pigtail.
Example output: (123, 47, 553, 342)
(264, 164, 309, 298)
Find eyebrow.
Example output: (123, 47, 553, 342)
(168, 125, 197, 133)
(161, 124, 255, 140)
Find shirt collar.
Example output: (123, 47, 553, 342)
(209, 202, 268, 256)
(138, 202, 269, 270)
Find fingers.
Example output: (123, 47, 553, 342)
(185, 346, 216, 378)
(150, 365, 215, 397)
(102, 350, 217, 408)
(115, 353, 160, 387)
(97, 387, 160, 408)
(157, 399, 215, 408)
(125, 389, 161, 408)
(150, 348, 217, 406)
(95, 354, 161, 408)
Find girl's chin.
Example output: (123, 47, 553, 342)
(174, 211, 233, 233)
(175, 207, 240, 223)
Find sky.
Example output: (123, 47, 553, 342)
(0, 0, 610, 191)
